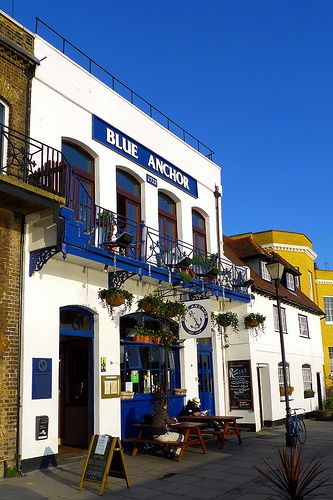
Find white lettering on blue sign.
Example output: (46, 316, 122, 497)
(92, 115, 198, 198)
(146, 174, 157, 187)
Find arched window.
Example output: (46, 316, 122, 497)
(158, 192, 177, 241)
(116, 170, 141, 223)
(192, 209, 207, 253)
(62, 142, 95, 200)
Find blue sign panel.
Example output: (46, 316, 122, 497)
(92, 115, 198, 198)
(32, 358, 52, 400)
(146, 174, 157, 187)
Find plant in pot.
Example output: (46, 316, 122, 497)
(304, 389, 315, 398)
(180, 270, 192, 284)
(213, 311, 239, 331)
(137, 293, 164, 314)
(133, 325, 158, 343)
(244, 312, 266, 329)
(158, 327, 177, 347)
(159, 300, 187, 320)
(314, 398, 333, 421)
(97, 209, 115, 241)
(98, 288, 133, 316)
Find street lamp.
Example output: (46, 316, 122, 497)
(266, 254, 293, 447)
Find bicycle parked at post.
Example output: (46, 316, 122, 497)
(288, 408, 307, 445)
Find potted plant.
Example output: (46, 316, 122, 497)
(159, 300, 187, 319)
(314, 398, 333, 421)
(98, 288, 133, 316)
(180, 270, 192, 284)
(133, 326, 157, 343)
(279, 385, 294, 397)
(97, 209, 115, 241)
(244, 312, 266, 329)
(304, 389, 315, 398)
(213, 311, 239, 331)
(137, 293, 163, 314)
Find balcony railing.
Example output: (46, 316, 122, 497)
(0, 126, 246, 291)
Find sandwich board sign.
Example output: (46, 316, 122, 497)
(79, 434, 130, 495)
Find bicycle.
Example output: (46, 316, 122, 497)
(288, 408, 307, 445)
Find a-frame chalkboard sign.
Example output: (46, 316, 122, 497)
(79, 435, 130, 496)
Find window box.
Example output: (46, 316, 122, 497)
(304, 390, 315, 398)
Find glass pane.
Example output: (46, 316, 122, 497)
(192, 210, 205, 230)
(0, 104, 4, 126)
(158, 192, 176, 215)
(62, 143, 93, 174)
(204, 373, 212, 392)
(127, 347, 142, 369)
(127, 200, 140, 223)
(60, 309, 91, 332)
(117, 170, 140, 196)
(202, 354, 210, 370)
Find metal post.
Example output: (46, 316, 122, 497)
(274, 278, 293, 447)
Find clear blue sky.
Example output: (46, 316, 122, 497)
(2, 0, 332, 268)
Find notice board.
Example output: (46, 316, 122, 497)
(228, 360, 253, 410)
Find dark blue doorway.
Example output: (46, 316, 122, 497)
(197, 341, 215, 415)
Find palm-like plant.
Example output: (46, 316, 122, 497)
(257, 446, 328, 500)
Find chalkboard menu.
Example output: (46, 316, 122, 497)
(79, 435, 130, 495)
(228, 360, 253, 410)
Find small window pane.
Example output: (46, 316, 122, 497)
(298, 315, 309, 338)
(117, 170, 140, 197)
(286, 272, 295, 291)
(261, 261, 271, 281)
(62, 143, 93, 174)
(192, 210, 205, 231)
(273, 305, 287, 333)
(158, 192, 176, 215)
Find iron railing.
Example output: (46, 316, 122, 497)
(0, 125, 245, 290)
(35, 18, 214, 160)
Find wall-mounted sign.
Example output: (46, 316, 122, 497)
(228, 360, 253, 410)
(92, 115, 198, 198)
(179, 299, 211, 339)
(32, 358, 52, 399)
(101, 375, 121, 399)
(146, 174, 157, 187)
(35, 415, 49, 440)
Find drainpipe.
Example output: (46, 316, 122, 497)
(214, 185, 221, 259)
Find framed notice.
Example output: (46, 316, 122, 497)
(101, 375, 120, 399)
(228, 360, 253, 410)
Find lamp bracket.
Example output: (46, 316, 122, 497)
(108, 270, 136, 289)
(29, 245, 60, 276)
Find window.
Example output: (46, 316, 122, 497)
(286, 272, 295, 291)
(62, 142, 94, 199)
(273, 305, 287, 333)
(329, 347, 333, 374)
(192, 209, 207, 253)
(120, 344, 180, 394)
(278, 361, 290, 386)
(324, 297, 333, 323)
(0, 101, 9, 168)
(298, 314, 309, 338)
(158, 192, 177, 240)
(261, 261, 271, 281)
(295, 275, 300, 289)
(302, 364, 312, 392)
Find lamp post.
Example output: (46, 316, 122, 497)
(266, 255, 293, 447)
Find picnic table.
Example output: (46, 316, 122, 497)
(124, 421, 208, 462)
(178, 415, 243, 448)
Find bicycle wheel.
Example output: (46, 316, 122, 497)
(297, 418, 307, 444)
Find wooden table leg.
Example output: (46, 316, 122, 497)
(233, 419, 242, 444)
(197, 428, 208, 454)
(131, 429, 144, 457)
(177, 429, 189, 462)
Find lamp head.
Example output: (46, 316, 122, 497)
(266, 255, 285, 281)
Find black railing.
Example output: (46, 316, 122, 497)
(35, 18, 214, 160)
(0, 125, 245, 289)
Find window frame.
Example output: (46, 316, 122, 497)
(298, 314, 310, 338)
(278, 361, 290, 386)
(302, 364, 312, 394)
(285, 272, 295, 291)
(158, 192, 177, 241)
(260, 261, 272, 282)
(324, 296, 333, 323)
(273, 305, 287, 333)
(329, 346, 333, 375)
(192, 209, 207, 253)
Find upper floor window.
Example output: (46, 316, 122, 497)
(62, 142, 94, 199)
(273, 305, 287, 333)
(261, 261, 271, 281)
(298, 314, 309, 338)
(116, 170, 141, 223)
(324, 297, 333, 323)
(286, 272, 295, 291)
(158, 192, 177, 240)
(192, 209, 207, 253)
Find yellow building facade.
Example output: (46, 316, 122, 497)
(230, 230, 333, 390)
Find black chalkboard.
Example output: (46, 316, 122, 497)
(228, 360, 253, 410)
(84, 435, 112, 484)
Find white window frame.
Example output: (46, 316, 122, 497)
(273, 305, 287, 333)
(286, 272, 295, 291)
(302, 364, 312, 392)
(260, 261, 271, 281)
(278, 362, 290, 386)
(324, 296, 333, 323)
(0, 100, 9, 170)
(298, 314, 309, 338)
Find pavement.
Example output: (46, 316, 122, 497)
(0, 420, 333, 500)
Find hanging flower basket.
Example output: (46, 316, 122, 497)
(244, 313, 266, 329)
(137, 294, 163, 314)
(213, 311, 239, 331)
(98, 288, 133, 316)
(160, 301, 187, 319)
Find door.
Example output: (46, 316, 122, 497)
(197, 343, 215, 414)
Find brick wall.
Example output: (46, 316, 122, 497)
(0, 12, 35, 477)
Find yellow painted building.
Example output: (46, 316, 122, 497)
(230, 230, 333, 390)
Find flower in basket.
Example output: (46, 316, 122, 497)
(137, 293, 164, 314)
(98, 288, 133, 317)
(213, 311, 239, 331)
(159, 300, 187, 320)
(279, 385, 294, 397)
(244, 312, 266, 329)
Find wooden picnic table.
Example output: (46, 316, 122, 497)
(124, 421, 208, 462)
(178, 415, 243, 448)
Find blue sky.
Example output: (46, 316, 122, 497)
(2, 0, 333, 268)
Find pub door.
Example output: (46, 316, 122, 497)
(197, 342, 215, 414)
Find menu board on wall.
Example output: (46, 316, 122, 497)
(228, 360, 253, 410)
